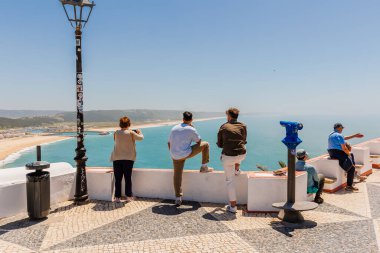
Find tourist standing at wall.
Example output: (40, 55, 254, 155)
(110, 116, 144, 203)
(217, 108, 247, 213)
(327, 123, 364, 192)
(168, 111, 213, 206)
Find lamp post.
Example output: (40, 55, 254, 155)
(60, 0, 95, 205)
(272, 121, 318, 223)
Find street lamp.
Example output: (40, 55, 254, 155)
(60, 0, 95, 205)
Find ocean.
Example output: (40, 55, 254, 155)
(2, 115, 379, 171)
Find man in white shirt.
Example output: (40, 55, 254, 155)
(168, 111, 213, 206)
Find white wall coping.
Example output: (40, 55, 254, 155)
(0, 162, 75, 187)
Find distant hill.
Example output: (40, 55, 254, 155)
(58, 110, 224, 123)
(0, 110, 223, 129)
(0, 110, 65, 119)
(0, 117, 63, 129)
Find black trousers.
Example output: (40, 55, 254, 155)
(328, 149, 355, 187)
(113, 160, 134, 198)
(316, 174, 325, 198)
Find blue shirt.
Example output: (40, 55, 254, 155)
(328, 131, 345, 150)
(295, 160, 319, 193)
(168, 123, 201, 160)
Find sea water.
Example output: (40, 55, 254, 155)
(2, 115, 379, 171)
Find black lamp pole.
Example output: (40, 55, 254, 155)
(73, 25, 88, 204)
(60, 0, 95, 205)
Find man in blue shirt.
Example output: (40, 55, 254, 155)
(327, 123, 364, 192)
(295, 149, 325, 204)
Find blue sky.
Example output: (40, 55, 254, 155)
(0, 0, 379, 115)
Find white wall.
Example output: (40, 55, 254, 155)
(0, 163, 75, 218)
(87, 168, 248, 204)
(131, 169, 248, 204)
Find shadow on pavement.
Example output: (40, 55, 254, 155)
(270, 220, 318, 237)
(0, 217, 46, 236)
(152, 200, 200, 216)
(202, 207, 237, 221)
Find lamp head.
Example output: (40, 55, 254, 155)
(60, 0, 95, 7)
(60, 0, 95, 28)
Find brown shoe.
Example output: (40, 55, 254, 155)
(345, 186, 359, 192)
(200, 165, 213, 173)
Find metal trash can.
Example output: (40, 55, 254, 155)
(26, 161, 50, 219)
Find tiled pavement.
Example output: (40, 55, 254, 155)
(1, 171, 380, 253)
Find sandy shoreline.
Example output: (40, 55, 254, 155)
(0, 135, 71, 164)
(0, 117, 223, 167)
(88, 117, 224, 132)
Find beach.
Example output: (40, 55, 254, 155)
(0, 135, 71, 162)
(88, 117, 224, 132)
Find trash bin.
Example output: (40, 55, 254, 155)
(26, 161, 50, 219)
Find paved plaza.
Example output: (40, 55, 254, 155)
(1, 171, 380, 253)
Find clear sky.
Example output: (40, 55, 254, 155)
(0, 0, 379, 115)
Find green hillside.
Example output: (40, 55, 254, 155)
(58, 110, 223, 123)
(0, 110, 223, 129)
(0, 117, 62, 129)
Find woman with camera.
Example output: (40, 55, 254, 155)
(110, 116, 144, 203)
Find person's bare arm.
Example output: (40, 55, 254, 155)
(344, 133, 364, 140)
(341, 143, 351, 155)
(168, 142, 170, 150)
(132, 129, 144, 141)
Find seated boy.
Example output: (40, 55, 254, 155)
(295, 149, 325, 204)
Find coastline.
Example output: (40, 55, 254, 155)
(0, 135, 72, 167)
(88, 117, 224, 132)
(0, 117, 223, 168)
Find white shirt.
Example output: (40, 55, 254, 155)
(168, 123, 201, 160)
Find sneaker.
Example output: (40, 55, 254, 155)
(175, 197, 182, 206)
(226, 205, 237, 213)
(200, 165, 213, 173)
(345, 186, 359, 192)
(314, 196, 324, 204)
(235, 169, 241, 176)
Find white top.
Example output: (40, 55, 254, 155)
(168, 123, 201, 160)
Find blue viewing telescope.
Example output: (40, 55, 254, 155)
(280, 121, 303, 150)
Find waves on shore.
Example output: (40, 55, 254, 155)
(0, 146, 35, 168)
(0, 138, 72, 169)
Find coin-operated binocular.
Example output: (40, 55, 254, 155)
(280, 121, 303, 150)
(273, 121, 318, 223)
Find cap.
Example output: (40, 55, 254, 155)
(334, 123, 344, 129)
(296, 149, 309, 159)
